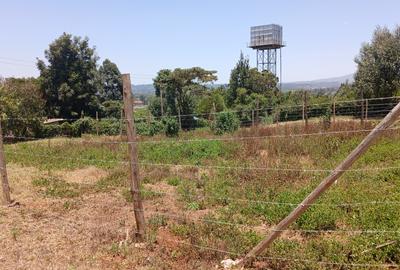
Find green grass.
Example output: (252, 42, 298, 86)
(32, 175, 82, 198)
(5, 122, 400, 268)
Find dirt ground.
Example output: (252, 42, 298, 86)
(0, 164, 218, 270)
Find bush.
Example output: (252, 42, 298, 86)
(101, 100, 122, 119)
(135, 120, 164, 136)
(98, 118, 121, 135)
(72, 117, 96, 136)
(212, 111, 240, 135)
(162, 117, 179, 137)
(60, 122, 74, 136)
(136, 122, 150, 136)
(40, 124, 61, 137)
(196, 118, 209, 128)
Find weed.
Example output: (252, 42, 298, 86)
(166, 177, 181, 186)
(121, 187, 163, 202)
(10, 227, 19, 241)
(32, 176, 80, 198)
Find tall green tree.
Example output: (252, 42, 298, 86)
(227, 52, 279, 108)
(227, 52, 251, 106)
(37, 33, 100, 118)
(354, 26, 400, 98)
(0, 78, 45, 136)
(98, 59, 122, 101)
(151, 67, 217, 119)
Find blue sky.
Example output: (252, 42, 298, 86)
(0, 0, 399, 84)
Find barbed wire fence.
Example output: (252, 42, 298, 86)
(1, 74, 400, 268)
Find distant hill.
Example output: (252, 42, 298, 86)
(132, 74, 354, 95)
(281, 74, 354, 91)
(132, 84, 155, 95)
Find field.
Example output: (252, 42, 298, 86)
(1, 119, 400, 269)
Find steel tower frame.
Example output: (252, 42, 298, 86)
(256, 48, 282, 89)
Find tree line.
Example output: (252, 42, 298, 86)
(1, 25, 400, 137)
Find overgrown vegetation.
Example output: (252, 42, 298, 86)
(4, 120, 400, 268)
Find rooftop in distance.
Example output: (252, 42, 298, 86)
(249, 24, 285, 49)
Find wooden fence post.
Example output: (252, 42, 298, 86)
(0, 119, 11, 205)
(122, 74, 146, 241)
(332, 99, 336, 125)
(251, 110, 255, 127)
(303, 91, 309, 129)
(361, 98, 365, 126)
(160, 89, 164, 117)
(255, 99, 259, 126)
(365, 99, 368, 121)
(239, 101, 400, 266)
(119, 108, 124, 138)
(147, 110, 151, 129)
(96, 111, 99, 136)
(175, 98, 182, 130)
(302, 92, 305, 122)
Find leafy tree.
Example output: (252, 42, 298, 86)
(354, 26, 400, 98)
(196, 90, 225, 116)
(335, 83, 357, 101)
(101, 100, 122, 118)
(227, 52, 251, 106)
(227, 52, 279, 108)
(37, 33, 100, 118)
(0, 78, 45, 137)
(98, 59, 122, 101)
(212, 111, 240, 135)
(152, 67, 217, 125)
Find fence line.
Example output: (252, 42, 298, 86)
(4, 149, 400, 173)
(148, 189, 400, 207)
(159, 238, 399, 268)
(146, 210, 400, 235)
(2, 95, 399, 123)
(4, 124, 400, 145)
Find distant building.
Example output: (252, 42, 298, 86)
(133, 99, 146, 109)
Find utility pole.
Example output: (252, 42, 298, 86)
(121, 74, 146, 241)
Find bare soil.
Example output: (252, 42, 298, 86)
(0, 164, 217, 270)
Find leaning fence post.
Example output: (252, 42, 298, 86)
(238, 101, 400, 266)
(122, 73, 146, 241)
(0, 119, 11, 205)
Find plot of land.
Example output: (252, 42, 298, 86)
(1, 120, 400, 269)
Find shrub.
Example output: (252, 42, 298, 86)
(72, 117, 96, 136)
(196, 118, 209, 128)
(40, 124, 61, 137)
(60, 122, 74, 136)
(101, 100, 122, 119)
(162, 117, 179, 137)
(136, 121, 150, 136)
(212, 111, 240, 135)
(321, 106, 332, 130)
(98, 118, 121, 135)
(149, 121, 164, 136)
